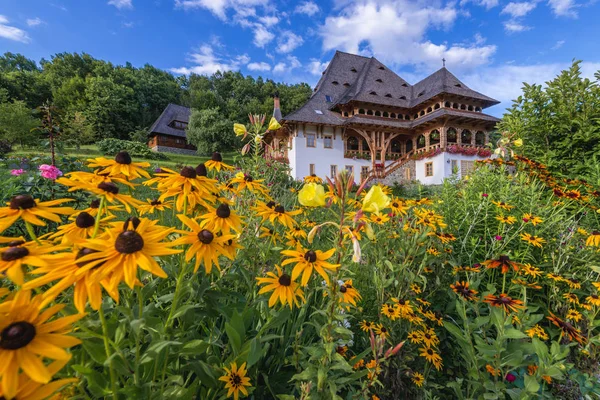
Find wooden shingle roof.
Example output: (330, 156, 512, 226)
(148, 103, 191, 138)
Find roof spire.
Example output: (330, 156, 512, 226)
(442, 58, 446, 68)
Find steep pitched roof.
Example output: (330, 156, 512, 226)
(148, 103, 191, 138)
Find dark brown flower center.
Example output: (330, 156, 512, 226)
(76, 248, 103, 269)
(266, 201, 276, 209)
(498, 255, 510, 263)
(1, 246, 29, 261)
(90, 199, 100, 209)
(304, 250, 317, 263)
(115, 231, 144, 254)
(9, 195, 35, 210)
(150, 199, 161, 206)
(427, 349, 433, 355)
(340, 285, 347, 293)
(278, 274, 292, 286)
(274, 205, 285, 213)
(593, 231, 600, 236)
(216, 204, 231, 218)
(98, 182, 119, 194)
(380, 327, 387, 333)
(244, 175, 253, 182)
(198, 230, 214, 244)
(7, 240, 24, 247)
(180, 167, 196, 178)
(498, 296, 512, 304)
(115, 151, 132, 165)
(75, 212, 96, 228)
(231, 373, 242, 386)
(211, 152, 223, 162)
(195, 163, 207, 177)
(1, 321, 36, 350)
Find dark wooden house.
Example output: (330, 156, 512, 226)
(147, 104, 197, 155)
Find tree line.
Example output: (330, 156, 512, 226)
(0, 51, 312, 154)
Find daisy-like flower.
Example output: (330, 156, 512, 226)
(482, 255, 521, 274)
(0, 290, 82, 399)
(407, 331, 422, 344)
(420, 328, 440, 348)
(229, 172, 269, 196)
(87, 152, 150, 180)
(520, 233, 546, 248)
(586, 294, 600, 307)
(49, 211, 112, 244)
(419, 347, 443, 370)
(137, 199, 173, 216)
(426, 247, 440, 256)
(0, 195, 74, 234)
(546, 273, 563, 282)
(303, 174, 323, 184)
(411, 372, 425, 387)
(450, 281, 478, 301)
(373, 324, 390, 340)
(267, 204, 302, 229)
(199, 204, 243, 234)
(289, 226, 307, 239)
(0, 240, 63, 285)
(410, 284, 422, 294)
(511, 279, 542, 290)
(281, 246, 339, 286)
(338, 280, 361, 308)
(491, 201, 514, 211)
(78, 217, 181, 289)
(144, 166, 217, 211)
(586, 231, 600, 247)
(79, 199, 122, 217)
(525, 324, 549, 340)
(58, 179, 142, 212)
(365, 359, 382, 380)
(205, 152, 234, 172)
(523, 213, 543, 226)
(428, 231, 456, 244)
(359, 320, 374, 332)
(484, 293, 524, 313)
(565, 278, 581, 290)
(389, 198, 409, 216)
(547, 312, 586, 344)
(370, 213, 389, 225)
(0, 358, 77, 400)
(176, 215, 235, 274)
(381, 304, 400, 320)
(256, 266, 305, 309)
(258, 227, 280, 245)
(392, 298, 413, 316)
(563, 293, 579, 305)
(521, 264, 542, 278)
(495, 215, 517, 224)
(566, 309, 583, 322)
(218, 362, 251, 400)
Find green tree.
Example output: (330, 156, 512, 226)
(0, 94, 39, 147)
(499, 61, 600, 178)
(186, 108, 236, 155)
(60, 111, 95, 149)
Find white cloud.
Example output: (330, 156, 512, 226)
(551, 39, 565, 50)
(0, 15, 30, 43)
(170, 44, 249, 75)
(253, 25, 274, 47)
(175, 0, 268, 20)
(122, 21, 135, 28)
(295, 1, 319, 16)
(277, 31, 303, 53)
(26, 17, 43, 27)
(320, 1, 495, 72)
(308, 59, 329, 75)
(247, 61, 271, 71)
(460, 0, 499, 9)
(547, 0, 578, 17)
(504, 20, 532, 32)
(262, 16, 279, 26)
(501, 2, 537, 17)
(108, 0, 133, 9)
(273, 55, 302, 74)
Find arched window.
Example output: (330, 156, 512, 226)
(347, 136, 359, 151)
(447, 128, 457, 143)
(391, 139, 402, 154)
(475, 107, 481, 112)
(417, 134, 426, 149)
(405, 115, 411, 120)
(375, 110, 381, 117)
(383, 111, 389, 117)
(476, 131, 485, 145)
(405, 140, 413, 153)
(434, 103, 440, 109)
(430, 130, 440, 145)
(367, 110, 374, 116)
(359, 109, 365, 114)
(461, 129, 472, 144)
(343, 111, 349, 117)
(444, 101, 451, 107)
(460, 104, 466, 110)
(414, 114, 419, 119)
(467, 105, 473, 111)
(390, 113, 396, 118)
(419, 110, 425, 116)
(427, 107, 433, 113)
(361, 138, 370, 152)
(452, 103, 459, 109)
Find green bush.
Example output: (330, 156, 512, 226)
(97, 138, 167, 160)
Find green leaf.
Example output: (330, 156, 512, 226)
(225, 322, 242, 355)
(180, 340, 210, 356)
(524, 374, 540, 393)
(82, 339, 107, 364)
(503, 329, 528, 340)
(247, 338, 262, 368)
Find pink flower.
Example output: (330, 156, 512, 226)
(39, 164, 63, 180)
(505, 373, 516, 383)
(482, 193, 488, 197)
(495, 235, 502, 241)
(10, 169, 25, 176)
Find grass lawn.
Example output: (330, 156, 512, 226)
(11, 145, 237, 170)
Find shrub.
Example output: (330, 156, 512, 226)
(98, 138, 167, 160)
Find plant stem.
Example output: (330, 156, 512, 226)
(99, 306, 118, 400)
(24, 221, 40, 244)
(91, 197, 106, 239)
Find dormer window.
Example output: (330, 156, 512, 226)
(401, 83, 408, 87)
(325, 95, 333, 103)
(385, 94, 392, 98)
(418, 91, 424, 97)
(343, 82, 350, 87)
(399, 96, 406, 100)
(169, 120, 188, 130)
(332, 81, 339, 85)
(351, 67, 357, 73)
(378, 66, 385, 70)
(369, 91, 377, 95)
(376, 78, 383, 83)
(455, 83, 462, 88)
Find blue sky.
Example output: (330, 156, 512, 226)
(1, 0, 599, 115)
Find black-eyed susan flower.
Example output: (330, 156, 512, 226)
(359, 320, 374, 332)
(144, 166, 216, 211)
(370, 213, 389, 225)
(491, 200, 514, 211)
(392, 298, 413, 316)
(0, 290, 82, 399)
(484, 293, 524, 313)
(79, 217, 181, 289)
(267, 204, 302, 229)
(0, 195, 74, 234)
(303, 174, 323, 184)
(199, 204, 243, 234)
(511, 279, 542, 290)
(495, 215, 517, 224)
(420, 328, 440, 348)
(0, 240, 62, 285)
(218, 362, 251, 400)
(338, 280, 361, 308)
(412, 372, 424, 387)
(389, 198, 409, 216)
(586, 231, 600, 247)
(176, 215, 235, 274)
(547, 312, 586, 344)
(58, 179, 142, 212)
(258, 227, 280, 245)
(49, 212, 113, 244)
(407, 331, 422, 344)
(450, 281, 478, 301)
(230, 172, 269, 197)
(546, 273, 563, 282)
(87, 152, 150, 180)
(525, 324, 549, 340)
(563, 293, 579, 305)
(419, 347, 442, 370)
(482, 255, 521, 274)
(289, 226, 307, 239)
(566, 309, 583, 322)
(521, 263, 542, 278)
(373, 324, 390, 340)
(221, 237, 244, 260)
(381, 304, 400, 320)
(205, 152, 234, 172)
(281, 246, 339, 286)
(520, 233, 546, 248)
(523, 213, 543, 226)
(586, 294, 600, 307)
(256, 266, 305, 309)
(0, 358, 77, 400)
(137, 199, 173, 216)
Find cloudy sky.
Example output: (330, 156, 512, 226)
(1, 0, 599, 115)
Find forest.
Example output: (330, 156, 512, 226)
(0, 51, 312, 153)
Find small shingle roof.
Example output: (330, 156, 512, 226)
(148, 103, 191, 138)
(283, 51, 499, 125)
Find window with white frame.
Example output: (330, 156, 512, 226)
(330, 165, 337, 177)
(309, 164, 316, 175)
(345, 165, 354, 176)
(324, 134, 333, 149)
(306, 133, 316, 148)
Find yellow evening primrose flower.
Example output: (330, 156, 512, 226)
(362, 186, 390, 213)
(267, 117, 281, 131)
(298, 183, 326, 207)
(233, 123, 247, 136)
(513, 138, 523, 147)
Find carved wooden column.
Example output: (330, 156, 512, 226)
(440, 126, 447, 150)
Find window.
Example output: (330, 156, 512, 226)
(475, 131, 485, 145)
(325, 95, 333, 103)
(345, 165, 354, 176)
(306, 133, 316, 148)
(418, 91, 424, 97)
(361, 166, 369, 177)
(330, 165, 337, 177)
(461, 161, 475, 177)
(376, 78, 383, 82)
(170, 120, 188, 130)
(369, 91, 377, 95)
(176, 139, 183, 144)
(309, 164, 315, 175)
(461, 129, 472, 144)
(451, 159, 458, 173)
(347, 136, 359, 151)
(378, 66, 385, 70)
(351, 67, 357, 72)
(343, 82, 350, 87)
(159, 135, 167, 143)
(324, 135, 333, 149)
(314, 110, 323, 115)
(455, 83, 462, 88)
(332, 81, 339, 85)
(447, 128, 457, 143)
(402, 83, 408, 87)
(385, 94, 392, 98)
(399, 96, 407, 100)
(425, 162, 433, 177)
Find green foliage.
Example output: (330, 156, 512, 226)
(59, 111, 95, 148)
(0, 95, 39, 147)
(499, 61, 600, 179)
(97, 138, 167, 160)
(186, 108, 236, 155)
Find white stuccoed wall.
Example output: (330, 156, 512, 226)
(415, 152, 488, 184)
(291, 124, 393, 184)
